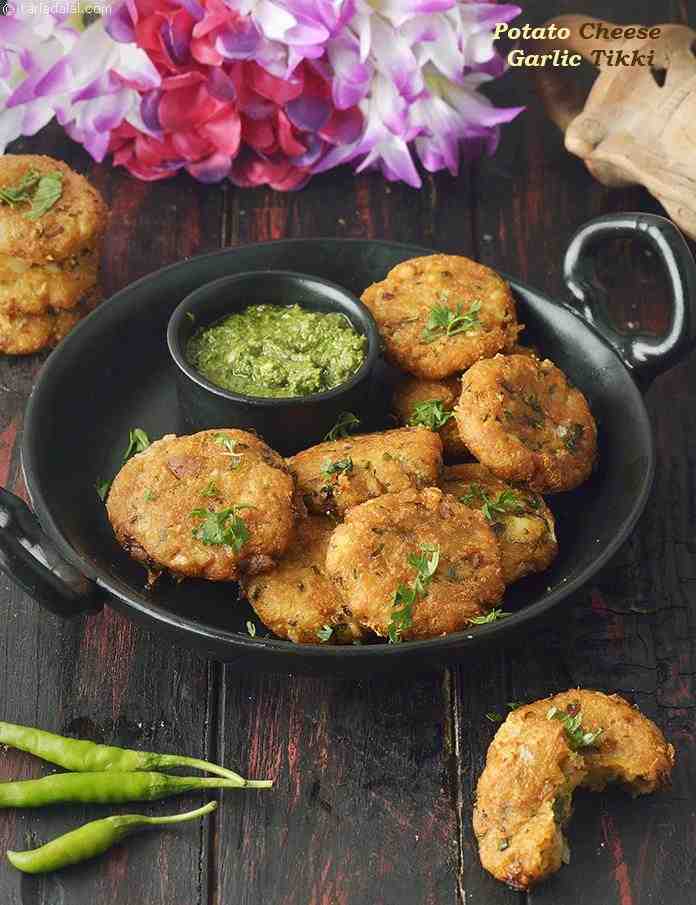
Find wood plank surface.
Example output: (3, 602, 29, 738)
(0, 125, 225, 905)
(467, 3, 696, 904)
(0, 1, 694, 904)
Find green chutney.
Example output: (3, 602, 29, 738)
(186, 304, 367, 398)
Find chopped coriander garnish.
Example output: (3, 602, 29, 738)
(547, 706, 603, 750)
(321, 457, 353, 478)
(316, 625, 334, 642)
(191, 506, 250, 552)
(186, 312, 196, 322)
(0, 168, 64, 220)
(96, 427, 151, 502)
(421, 300, 481, 343)
(564, 423, 584, 453)
(201, 480, 218, 498)
(468, 608, 512, 625)
(26, 172, 63, 220)
(485, 701, 523, 723)
(214, 434, 242, 468)
(0, 169, 40, 205)
(143, 488, 157, 502)
(458, 484, 524, 524)
(498, 838, 510, 852)
(408, 399, 454, 431)
(122, 428, 151, 462)
(459, 483, 485, 506)
(324, 412, 360, 442)
(96, 479, 111, 502)
(246, 620, 256, 638)
(481, 489, 524, 523)
(387, 543, 440, 644)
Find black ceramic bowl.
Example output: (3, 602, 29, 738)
(167, 270, 380, 455)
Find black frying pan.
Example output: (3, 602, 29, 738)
(0, 213, 694, 676)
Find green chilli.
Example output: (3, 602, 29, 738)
(0, 771, 271, 809)
(7, 801, 216, 874)
(0, 721, 270, 787)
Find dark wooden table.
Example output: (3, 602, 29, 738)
(1, 2, 695, 903)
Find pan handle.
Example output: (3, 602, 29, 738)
(563, 213, 696, 386)
(0, 486, 102, 617)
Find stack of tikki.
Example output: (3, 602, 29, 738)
(0, 154, 107, 355)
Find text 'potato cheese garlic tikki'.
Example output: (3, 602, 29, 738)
(287, 427, 442, 518)
(242, 516, 365, 645)
(325, 487, 504, 641)
(0, 155, 107, 355)
(456, 354, 597, 493)
(473, 689, 675, 891)
(107, 430, 302, 583)
(392, 374, 469, 459)
(361, 254, 520, 380)
(440, 464, 557, 584)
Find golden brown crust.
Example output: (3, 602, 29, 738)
(440, 463, 557, 584)
(287, 427, 443, 517)
(0, 248, 99, 315)
(391, 374, 470, 459)
(0, 287, 101, 355)
(241, 516, 365, 644)
(456, 354, 598, 493)
(361, 254, 520, 380)
(522, 689, 675, 795)
(325, 487, 504, 640)
(474, 709, 585, 890)
(474, 689, 675, 890)
(107, 429, 301, 582)
(0, 155, 107, 264)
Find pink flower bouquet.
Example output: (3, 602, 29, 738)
(0, 1, 522, 190)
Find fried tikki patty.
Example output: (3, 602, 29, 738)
(441, 464, 557, 584)
(391, 374, 469, 459)
(0, 288, 100, 355)
(0, 248, 99, 315)
(361, 254, 519, 380)
(107, 430, 301, 582)
(0, 155, 107, 264)
(287, 427, 442, 517)
(325, 487, 504, 640)
(456, 354, 597, 493)
(474, 689, 674, 890)
(242, 516, 364, 644)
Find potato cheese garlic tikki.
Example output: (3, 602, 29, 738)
(287, 427, 443, 518)
(456, 353, 597, 493)
(473, 689, 674, 890)
(361, 254, 519, 380)
(0, 155, 107, 355)
(440, 464, 557, 584)
(241, 516, 365, 645)
(325, 487, 505, 641)
(106, 429, 302, 582)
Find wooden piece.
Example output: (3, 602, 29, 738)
(532, 15, 696, 240)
